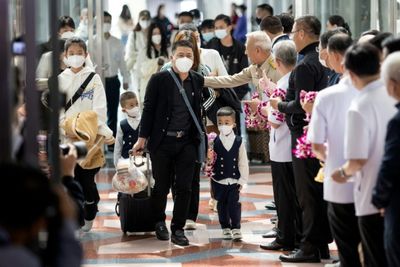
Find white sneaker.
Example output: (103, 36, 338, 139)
(184, 219, 196, 230)
(222, 228, 232, 240)
(232, 229, 242, 241)
(81, 219, 94, 232)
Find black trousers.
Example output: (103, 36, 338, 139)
(271, 161, 302, 247)
(358, 214, 388, 267)
(384, 193, 400, 267)
(170, 162, 200, 222)
(328, 202, 362, 267)
(187, 162, 201, 221)
(212, 180, 241, 229)
(150, 136, 197, 233)
(290, 130, 332, 251)
(74, 164, 100, 220)
(105, 76, 121, 137)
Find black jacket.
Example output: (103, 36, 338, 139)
(139, 70, 205, 153)
(372, 104, 400, 209)
(206, 38, 250, 100)
(278, 42, 328, 133)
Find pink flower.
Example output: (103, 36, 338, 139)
(271, 88, 286, 100)
(293, 128, 315, 159)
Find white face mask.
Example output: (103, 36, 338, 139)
(218, 125, 234, 136)
(60, 31, 75, 40)
(126, 106, 140, 118)
(175, 57, 193, 73)
(103, 23, 112, 33)
(152, 34, 162, 45)
(62, 56, 69, 66)
(179, 23, 189, 30)
(65, 55, 86, 68)
(215, 29, 228, 40)
(139, 19, 150, 30)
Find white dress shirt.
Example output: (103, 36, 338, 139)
(91, 35, 130, 84)
(308, 76, 358, 204)
(344, 79, 397, 216)
(113, 116, 140, 166)
(212, 132, 249, 186)
(268, 72, 292, 162)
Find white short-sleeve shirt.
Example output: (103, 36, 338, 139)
(344, 79, 397, 216)
(308, 76, 358, 203)
(268, 72, 292, 162)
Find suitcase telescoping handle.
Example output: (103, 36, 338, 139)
(129, 148, 151, 197)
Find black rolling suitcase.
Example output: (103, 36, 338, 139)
(115, 153, 155, 234)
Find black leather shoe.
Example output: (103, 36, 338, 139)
(319, 244, 330, 260)
(260, 240, 294, 251)
(155, 222, 170, 241)
(265, 201, 276, 210)
(171, 230, 189, 246)
(279, 249, 321, 263)
(262, 227, 277, 238)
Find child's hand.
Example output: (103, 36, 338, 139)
(105, 136, 115, 145)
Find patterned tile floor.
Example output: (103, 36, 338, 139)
(81, 155, 337, 267)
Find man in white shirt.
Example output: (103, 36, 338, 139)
(331, 43, 396, 267)
(257, 40, 301, 252)
(91, 11, 130, 151)
(308, 34, 362, 267)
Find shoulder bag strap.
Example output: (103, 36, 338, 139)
(64, 72, 96, 112)
(167, 69, 204, 137)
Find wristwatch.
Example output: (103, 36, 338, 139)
(339, 167, 351, 178)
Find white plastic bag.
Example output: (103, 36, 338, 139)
(112, 158, 148, 194)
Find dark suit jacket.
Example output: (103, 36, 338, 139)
(278, 42, 328, 133)
(139, 69, 205, 153)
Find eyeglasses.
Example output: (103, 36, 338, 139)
(290, 29, 302, 35)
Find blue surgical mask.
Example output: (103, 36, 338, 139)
(202, 32, 215, 42)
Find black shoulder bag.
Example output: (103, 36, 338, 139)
(64, 72, 96, 112)
(168, 69, 206, 163)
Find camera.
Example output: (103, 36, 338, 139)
(60, 141, 88, 160)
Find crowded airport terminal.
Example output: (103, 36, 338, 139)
(1, 0, 400, 266)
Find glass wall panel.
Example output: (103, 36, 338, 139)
(312, 0, 371, 37)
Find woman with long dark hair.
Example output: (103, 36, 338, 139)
(153, 4, 174, 42)
(136, 22, 169, 104)
(125, 10, 151, 90)
(118, 4, 134, 45)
